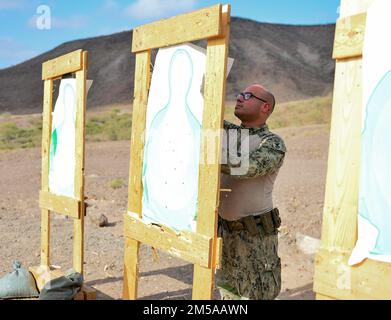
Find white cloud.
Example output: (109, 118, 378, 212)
(0, 0, 25, 10)
(125, 0, 198, 21)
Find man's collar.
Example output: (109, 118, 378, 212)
(239, 123, 269, 135)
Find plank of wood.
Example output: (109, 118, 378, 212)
(39, 190, 81, 219)
(74, 51, 87, 201)
(126, 54, 150, 213)
(40, 79, 53, 267)
(81, 285, 97, 300)
(73, 51, 87, 274)
(314, 0, 378, 301)
(73, 291, 85, 300)
(215, 237, 223, 269)
(123, 50, 151, 300)
(41, 80, 53, 191)
(40, 209, 50, 267)
(42, 49, 83, 80)
(314, 61, 362, 298)
(192, 4, 230, 300)
(125, 213, 213, 268)
(318, 59, 362, 252)
(333, 13, 367, 60)
(314, 249, 391, 299)
(132, 4, 221, 52)
(123, 235, 140, 300)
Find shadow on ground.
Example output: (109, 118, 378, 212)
(140, 264, 193, 286)
(277, 283, 315, 300)
(86, 266, 316, 300)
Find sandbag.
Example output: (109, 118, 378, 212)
(0, 261, 39, 299)
(39, 271, 83, 300)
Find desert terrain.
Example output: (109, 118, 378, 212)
(0, 5, 338, 301)
(0, 114, 330, 299)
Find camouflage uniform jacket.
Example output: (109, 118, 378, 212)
(219, 120, 286, 221)
(221, 120, 286, 179)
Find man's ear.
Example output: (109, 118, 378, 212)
(261, 102, 271, 114)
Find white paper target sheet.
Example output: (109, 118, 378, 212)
(348, 0, 391, 265)
(49, 79, 92, 198)
(141, 43, 233, 232)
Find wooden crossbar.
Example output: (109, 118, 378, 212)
(125, 213, 221, 268)
(39, 191, 81, 219)
(131, 4, 222, 52)
(42, 49, 84, 80)
(333, 12, 367, 59)
(314, 248, 391, 299)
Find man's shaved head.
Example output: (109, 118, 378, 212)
(249, 84, 275, 113)
(234, 83, 276, 127)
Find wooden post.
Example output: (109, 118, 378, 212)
(40, 79, 53, 266)
(123, 50, 151, 299)
(192, 4, 230, 300)
(73, 51, 88, 274)
(312, 0, 391, 300)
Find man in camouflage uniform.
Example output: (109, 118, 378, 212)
(216, 83, 286, 300)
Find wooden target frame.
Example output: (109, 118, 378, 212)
(29, 49, 95, 300)
(123, 4, 230, 300)
(314, 0, 391, 300)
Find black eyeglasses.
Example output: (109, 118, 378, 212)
(236, 92, 267, 103)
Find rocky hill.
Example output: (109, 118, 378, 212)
(0, 17, 335, 114)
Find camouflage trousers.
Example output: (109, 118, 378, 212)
(215, 216, 281, 300)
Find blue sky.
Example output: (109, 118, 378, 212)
(0, 0, 340, 69)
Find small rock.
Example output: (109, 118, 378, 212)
(89, 213, 109, 227)
(104, 263, 115, 277)
(98, 214, 109, 227)
(104, 263, 115, 271)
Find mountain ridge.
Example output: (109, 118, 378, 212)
(0, 17, 336, 114)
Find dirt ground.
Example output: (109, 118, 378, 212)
(0, 123, 330, 300)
